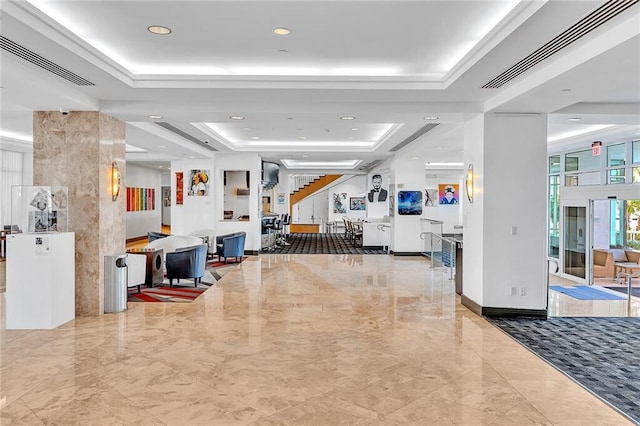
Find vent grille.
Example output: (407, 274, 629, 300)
(155, 122, 217, 151)
(482, 0, 638, 88)
(0, 36, 95, 86)
(389, 123, 439, 152)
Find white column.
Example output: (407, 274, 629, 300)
(463, 113, 548, 315)
(390, 157, 426, 253)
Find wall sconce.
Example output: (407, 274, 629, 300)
(465, 163, 474, 203)
(111, 161, 121, 201)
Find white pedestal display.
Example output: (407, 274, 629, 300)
(6, 232, 75, 329)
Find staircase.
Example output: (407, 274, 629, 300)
(289, 174, 342, 209)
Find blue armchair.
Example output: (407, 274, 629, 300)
(166, 244, 208, 287)
(215, 232, 246, 263)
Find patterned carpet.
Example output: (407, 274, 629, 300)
(489, 317, 640, 423)
(127, 258, 242, 303)
(268, 233, 387, 254)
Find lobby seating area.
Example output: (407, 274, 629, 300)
(215, 231, 247, 263)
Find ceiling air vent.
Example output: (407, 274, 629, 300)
(155, 122, 217, 151)
(0, 36, 95, 86)
(482, 0, 638, 88)
(390, 123, 439, 152)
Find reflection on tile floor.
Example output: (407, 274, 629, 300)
(1, 255, 633, 424)
(548, 273, 640, 317)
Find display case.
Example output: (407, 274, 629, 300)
(11, 185, 68, 233)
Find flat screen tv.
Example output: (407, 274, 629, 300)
(262, 161, 279, 188)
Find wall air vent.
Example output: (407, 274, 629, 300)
(155, 122, 217, 151)
(389, 123, 439, 152)
(0, 36, 95, 86)
(482, 0, 638, 88)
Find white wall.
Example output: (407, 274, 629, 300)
(170, 158, 216, 237)
(389, 160, 426, 253)
(124, 164, 162, 239)
(464, 113, 548, 311)
(328, 175, 368, 222)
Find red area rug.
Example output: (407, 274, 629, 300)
(128, 285, 207, 303)
(127, 257, 246, 303)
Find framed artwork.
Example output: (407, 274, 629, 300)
(349, 196, 366, 211)
(439, 184, 459, 205)
(397, 191, 423, 215)
(333, 192, 347, 213)
(126, 187, 155, 212)
(277, 193, 285, 204)
(424, 189, 437, 207)
(188, 169, 210, 196)
(176, 172, 184, 205)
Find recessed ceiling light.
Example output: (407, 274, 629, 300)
(299, 136, 306, 140)
(435, 146, 443, 150)
(287, 117, 294, 120)
(351, 128, 359, 131)
(147, 25, 171, 35)
(279, 49, 289, 53)
(423, 116, 439, 120)
(243, 127, 252, 131)
(561, 88, 572, 92)
(274, 27, 291, 35)
(340, 116, 355, 120)
(230, 116, 245, 120)
(251, 136, 260, 140)
(148, 115, 163, 119)
(410, 156, 419, 160)
(189, 156, 196, 159)
(158, 165, 163, 168)
(158, 145, 166, 148)
(568, 117, 582, 121)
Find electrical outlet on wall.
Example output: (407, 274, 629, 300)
(510, 286, 517, 296)
(519, 287, 526, 296)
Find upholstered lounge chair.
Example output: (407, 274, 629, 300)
(166, 244, 208, 287)
(148, 231, 171, 242)
(215, 232, 247, 263)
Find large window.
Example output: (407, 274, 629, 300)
(548, 174, 560, 258)
(633, 140, 640, 183)
(607, 143, 626, 184)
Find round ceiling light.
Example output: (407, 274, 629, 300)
(147, 25, 172, 35)
(274, 27, 291, 35)
(251, 136, 260, 140)
(340, 116, 355, 120)
(423, 116, 439, 120)
(230, 116, 245, 120)
(148, 115, 163, 119)
(568, 117, 582, 121)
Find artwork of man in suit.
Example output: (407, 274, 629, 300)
(367, 174, 388, 202)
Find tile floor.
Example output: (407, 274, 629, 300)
(0, 254, 632, 425)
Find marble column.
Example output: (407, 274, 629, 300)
(33, 111, 126, 316)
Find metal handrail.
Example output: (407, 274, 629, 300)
(616, 271, 640, 316)
(421, 231, 456, 280)
(377, 224, 391, 254)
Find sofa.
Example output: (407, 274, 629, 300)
(166, 244, 208, 287)
(593, 249, 615, 278)
(215, 232, 247, 263)
(593, 248, 640, 278)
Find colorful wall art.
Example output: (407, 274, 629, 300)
(438, 184, 459, 205)
(333, 192, 347, 213)
(397, 191, 423, 215)
(126, 187, 155, 212)
(175, 172, 184, 205)
(188, 169, 210, 196)
(349, 196, 366, 211)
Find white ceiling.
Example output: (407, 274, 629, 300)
(1, 0, 639, 172)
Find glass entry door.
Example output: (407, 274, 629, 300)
(564, 206, 587, 280)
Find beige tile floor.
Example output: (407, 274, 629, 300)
(0, 255, 633, 425)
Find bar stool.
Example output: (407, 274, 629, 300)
(262, 216, 277, 251)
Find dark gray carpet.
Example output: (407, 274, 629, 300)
(605, 286, 640, 298)
(269, 233, 387, 254)
(489, 317, 640, 424)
